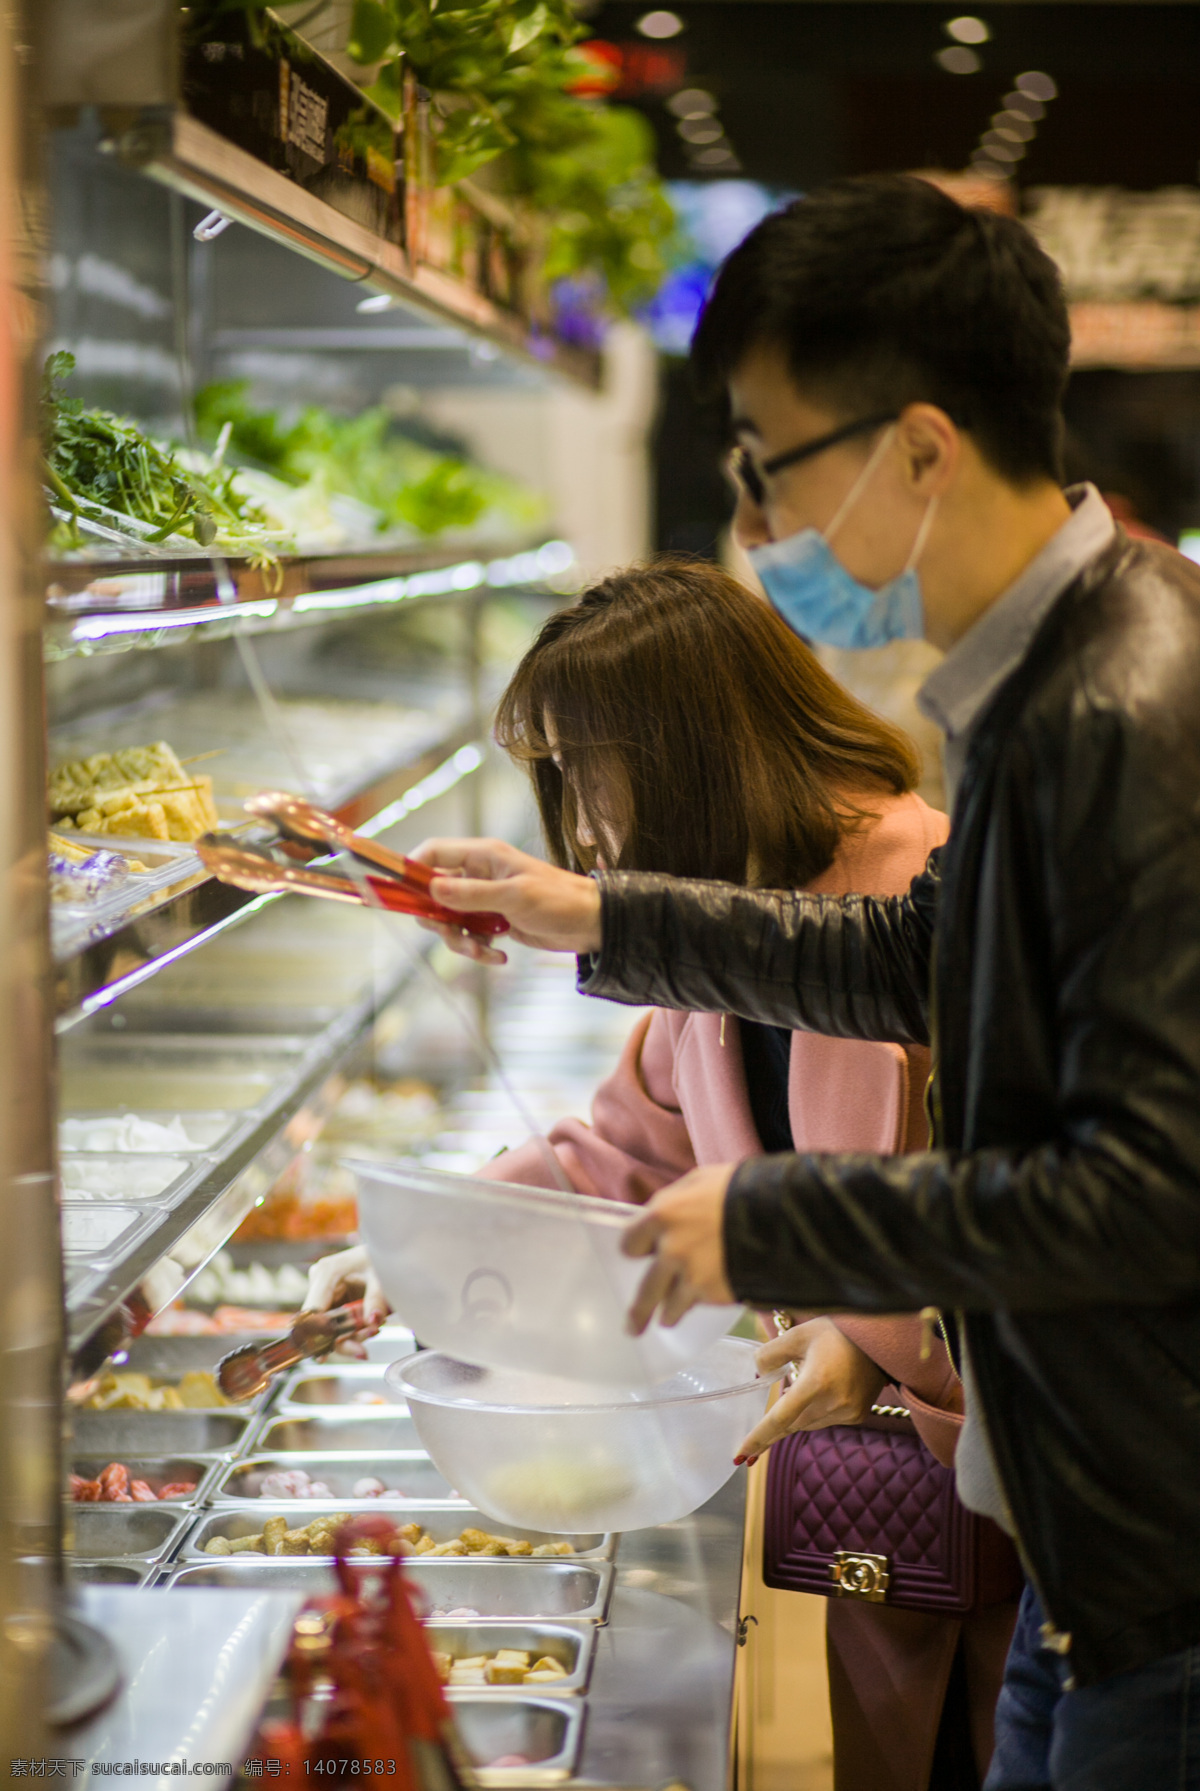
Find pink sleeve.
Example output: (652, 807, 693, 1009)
(478, 1012, 698, 1206)
(832, 1314, 964, 1469)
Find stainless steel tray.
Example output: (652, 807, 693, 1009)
(275, 1363, 402, 1408)
(70, 1410, 250, 1456)
(183, 1503, 614, 1562)
(157, 1558, 614, 1622)
(249, 1412, 422, 1454)
(70, 1453, 222, 1505)
(450, 1696, 584, 1784)
(424, 1623, 593, 1695)
(68, 1502, 193, 1563)
(68, 1558, 157, 1586)
(213, 1453, 459, 1505)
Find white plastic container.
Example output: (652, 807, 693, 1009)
(389, 1339, 769, 1534)
(352, 1160, 741, 1387)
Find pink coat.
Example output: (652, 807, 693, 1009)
(484, 789, 961, 1448)
(483, 790, 1018, 1791)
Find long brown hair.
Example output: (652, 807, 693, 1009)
(495, 557, 920, 888)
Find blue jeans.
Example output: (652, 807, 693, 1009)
(984, 1582, 1200, 1791)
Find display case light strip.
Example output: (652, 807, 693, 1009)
(356, 742, 484, 840)
(70, 599, 280, 643)
(64, 541, 574, 642)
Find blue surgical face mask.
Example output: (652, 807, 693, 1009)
(746, 427, 938, 650)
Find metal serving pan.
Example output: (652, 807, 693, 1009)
(70, 1454, 221, 1506)
(68, 1559, 156, 1586)
(450, 1697, 584, 1784)
(70, 1411, 250, 1457)
(157, 1558, 615, 1622)
(212, 1453, 459, 1505)
(424, 1623, 593, 1696)
(250, 1413, 422, 1454)
(182, 1504, 614, 1563)
(68, 1503, 193, 1564)
(275, 1365, 399, 1409)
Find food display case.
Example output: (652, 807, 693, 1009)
(2, 2, 749, 1780)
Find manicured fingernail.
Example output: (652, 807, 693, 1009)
(745, 1454, 759, 1467)
(733, 1454, 746, 1466)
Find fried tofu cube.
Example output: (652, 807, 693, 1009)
(458, 1529, 491, 1553)
(156, 786, 208, 842)
(429, 1653, 452, 1686)
(262, 1516, 288, 1557)
(281, 1529, 311, 1555)
(448, 1665, 486, 1686)
(492, 1651, 530, 1668)
(176, 1371, 228, 1408)
(503, 1540, 532, 1557)
(394, 1522, 424, 1546)
(413, 1535, 436, 1555)
(484, 1662, 528, 1685)
(529, 1657, 567, 1678)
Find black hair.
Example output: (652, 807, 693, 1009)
(691, 173, 1070, 485)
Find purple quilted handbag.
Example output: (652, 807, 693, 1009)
(763, 1409, 1020, 1615)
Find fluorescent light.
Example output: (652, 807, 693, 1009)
(936, 46, 981, 74)
(636, 10, 683, 38)
(1016, 70, 1057, 102)
(946, 16, 990, 44)
(668, 88, 716, 118)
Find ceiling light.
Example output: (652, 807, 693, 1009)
(981, 133, 1025, 161)
(936, 46, 981, 74)
(1002, 90, 1044, 121)
(356, 293, 395, 314)
(945, 15, 989, 43)
(991, 113, 1035, 141)
(970, 159, 1009, 182)
(668, 87, 716, 118)
(678, 117, 724, 144)
(1015, 70, 1057, 102)
(637, 10, 683, 39)
(692, 146, 739, 167)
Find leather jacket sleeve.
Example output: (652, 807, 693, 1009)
(577, 850, 942, 1048)
(724, 808, 1200, 1314)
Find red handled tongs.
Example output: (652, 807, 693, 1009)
(216, 1302, 378, 1402)
(197, 790, 509, 937)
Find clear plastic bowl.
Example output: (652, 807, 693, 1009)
(353, 1160, 742, 1388)
(388, 1339, 769, 1534)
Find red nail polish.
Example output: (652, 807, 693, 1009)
(745, 1454, 759, 1467)
(733, 1454, 747, 1466)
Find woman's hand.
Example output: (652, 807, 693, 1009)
(408, 837, 602, 966)
(621, 1164, 737, 1331)
(735, 1318, 889, 1464)
(302, 1245, 390, 1358)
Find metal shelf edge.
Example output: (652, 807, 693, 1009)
(107, 110, 601, 391)
(53, 727, 483, 1028)
(63, 940, 425, 1355)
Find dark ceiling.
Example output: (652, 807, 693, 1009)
(587, 3, 1200, 190)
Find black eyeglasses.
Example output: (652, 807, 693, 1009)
(730, 411, 898, 507)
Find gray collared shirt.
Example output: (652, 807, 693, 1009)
(918, 483, 1116, 806)
(915, 482, 1116, 1532)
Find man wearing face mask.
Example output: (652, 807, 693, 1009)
(415, 175, 1200, 1790)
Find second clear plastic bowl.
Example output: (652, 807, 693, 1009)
(353, 1160, 741, 1387)
(388, 1339, 769, 1534)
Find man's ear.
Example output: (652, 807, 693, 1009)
(896, 403, 960, 496)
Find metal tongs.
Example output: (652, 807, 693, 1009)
(196, 790, 509, 938)
(215, 1302, 377, 1402)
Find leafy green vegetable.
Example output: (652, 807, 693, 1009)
(195, 380, 541, 538)
(344, 0, 681, 313)
(42, 353, 280, 556)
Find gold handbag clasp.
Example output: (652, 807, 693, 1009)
(830, 1551, 890, 1601)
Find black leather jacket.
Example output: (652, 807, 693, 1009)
(580, 531, 1200, 1686)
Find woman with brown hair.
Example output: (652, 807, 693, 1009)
(309, 557, 1016, 1791)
